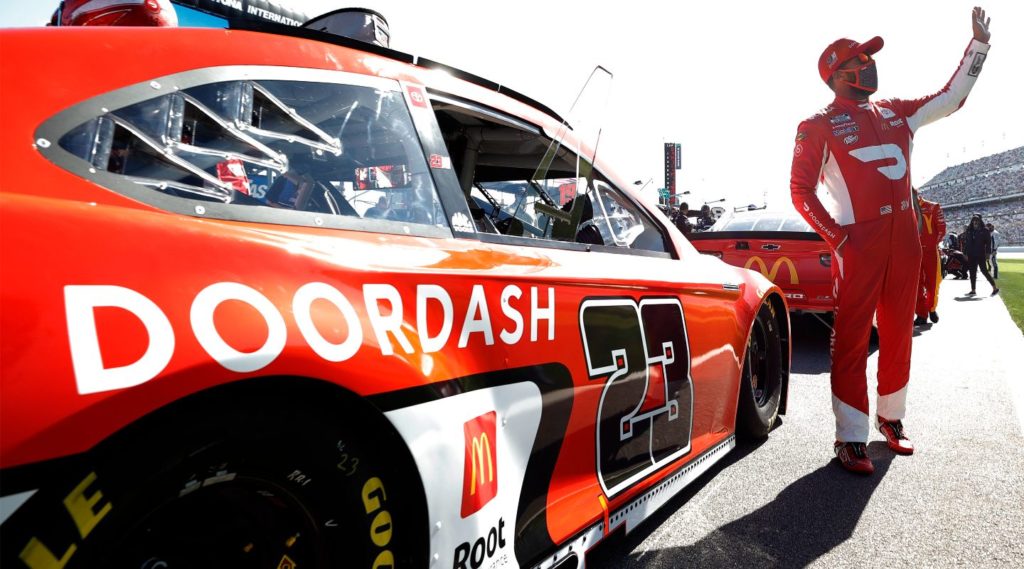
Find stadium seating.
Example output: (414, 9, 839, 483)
(920, 146, 1023, 245)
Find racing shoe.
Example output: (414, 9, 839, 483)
(992, 288, 1000, 296)
(966, 290, 977, 297)
(834, 441, 874, 475)
(914, 315, 927, 326)
(929, 311, 940, 323)
(878, 418, 914, 455)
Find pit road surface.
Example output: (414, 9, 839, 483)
(587, 276, 1024, 568)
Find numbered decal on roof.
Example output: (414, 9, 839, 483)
(580, 297, 694, 497)
(405, 84, 428, 108)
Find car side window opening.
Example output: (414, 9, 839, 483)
(58, 77, 445, 229)
(432, 96, 668, 254)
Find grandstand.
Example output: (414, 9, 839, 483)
(920, 146, 1024, 245)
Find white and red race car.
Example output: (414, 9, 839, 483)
(0, 11, 790, 569)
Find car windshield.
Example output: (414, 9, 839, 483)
(713, 212, 814, 232)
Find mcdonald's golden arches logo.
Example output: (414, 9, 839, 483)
(461, 411, 498, 517)
(743, 256, 800, 284)
(922, 213, 934, 235)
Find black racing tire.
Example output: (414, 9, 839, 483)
(1, 384, 426, 569)
(737, 301, 784, 440)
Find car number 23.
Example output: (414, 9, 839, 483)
(580, 298, 694, 497)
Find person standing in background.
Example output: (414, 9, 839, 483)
(963, 214, 998, 296)
(675, 202, 693, 235)
(987, 222, 1001, 279)
(915, 193, 946, 325)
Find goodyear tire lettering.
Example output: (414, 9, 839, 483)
(361, 476, 394, 566)
(15, 471, 112, 569)
(369, 511, 393, 547)
(19, 537, 76, 569)
(362, 477, 386, 514)
(371, 550, 395, 569)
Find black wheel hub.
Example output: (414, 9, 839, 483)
(113, 477, 320, 569)
(746, 319, 771, 407)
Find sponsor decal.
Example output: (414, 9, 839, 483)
(453, 518, 508, 569)
(803, 204, 838, 241)
(879, 107, 896, 119)
(215, 158, 252, 195)
(849, 144, 907, 181)
(829, 113, 852, 125)
(843, 134, 859, 145)
(969, 52, 986, 77)
(889, 118, 905, 128)
(826, 51, 838, 67)
(832, 125, 859, 136)
(796, 131, 808, 141)
(63, 282, 557, 394)
(900, 199, 910, 211)
(406, 84, 428, 108)
(880, 204, 893, 215)
(743, 256, 800, 285)
(793, 143, 803, 157)
(462, 411, 498, 518)
(451, 211, 474, 232)
(429, 154, 452, 169)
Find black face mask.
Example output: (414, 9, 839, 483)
(840, 61, 878, 95)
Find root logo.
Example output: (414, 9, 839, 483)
(461, 411, 498, 517)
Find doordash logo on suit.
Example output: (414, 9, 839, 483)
(461, 411, 498, 518)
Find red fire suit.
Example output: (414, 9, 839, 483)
(916, 198, 947, 318)
(790, 39, 989, 443)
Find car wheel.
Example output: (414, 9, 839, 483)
(737, 301, 784, 439)
(2, 390, 425, 569)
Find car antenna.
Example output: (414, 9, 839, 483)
(530, 65, 614, 241)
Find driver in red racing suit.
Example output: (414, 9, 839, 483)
(790, 7, 991, 474)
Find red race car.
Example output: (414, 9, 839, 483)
(690, 209, 834, 315)
(0, 16, 790, 569)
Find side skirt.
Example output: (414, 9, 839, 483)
(529, 435, 737, 569)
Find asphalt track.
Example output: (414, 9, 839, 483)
(587, 275, 1024, 568)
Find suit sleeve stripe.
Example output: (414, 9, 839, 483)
(907, 39, 990, 132)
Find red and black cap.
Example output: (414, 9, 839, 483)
(818, 36, 884, 83)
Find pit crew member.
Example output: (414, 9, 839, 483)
(915, 192, 946, 325)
